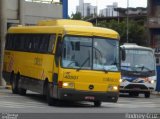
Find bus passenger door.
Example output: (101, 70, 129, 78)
(52, 35, 62, 98)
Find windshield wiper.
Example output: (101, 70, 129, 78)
(77, 57, 90, 71)
(121, 65, 132, 68)
(136, 66, 152, 72)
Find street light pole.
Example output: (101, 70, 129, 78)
(83, 0, 84, 18)
(126, 0, 129, 43)
(19, 0, 25, 25)
(0, 0, 7, 86)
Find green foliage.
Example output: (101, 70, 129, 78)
(70, 12, 96, 21)
(97, 19, 147, 46)
(70, 12, 82, 20)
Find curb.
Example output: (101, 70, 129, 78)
(0, 85, 12, 90)
(5, 85, 12, 90)
(151, 91, 160, 96)
(0, 86, 5, 89)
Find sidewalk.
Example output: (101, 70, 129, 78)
(0, 85, 11, 89)
(151, 91, 160, 96)
(0, 86, 5, 89)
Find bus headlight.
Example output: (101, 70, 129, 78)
(63, 83, 69, 87)
(150, 80, 154, 84)
(62, 82, 74, 88)
(113, 86, 118, 90)
(120, 79, 123, 83)
(108, 85, 118, 91)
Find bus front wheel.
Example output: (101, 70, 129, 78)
(46, 83, 53, 106)
(144, 92, 150, 98)
(94, 101, 102, 107)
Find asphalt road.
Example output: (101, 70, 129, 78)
(0, 88, 160, 119)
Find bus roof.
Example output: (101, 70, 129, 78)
(37, 19, 93, 27)
(121, 43, 153, 51)
(8, 19, 119, 39)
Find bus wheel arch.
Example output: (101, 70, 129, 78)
(16, 72, 27, 95)
(11, 71, 19, 94)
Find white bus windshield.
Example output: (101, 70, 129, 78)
(121, 49, 155, 72)
(62, 36, 119, 72)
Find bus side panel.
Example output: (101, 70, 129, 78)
(3, 50, 54, 94)
(19, 52, 54, 94)
(3, 51, 13, 84)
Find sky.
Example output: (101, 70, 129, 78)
(68, 0, 147, 15)
(67, 0, 147, 16)
(28, 0, 147, 16)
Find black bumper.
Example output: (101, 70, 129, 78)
(57, 89, 119, 103)
(120, 89, 150, 93)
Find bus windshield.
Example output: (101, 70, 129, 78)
(62, 36, 119, 71)
(121, 49, 155, 72)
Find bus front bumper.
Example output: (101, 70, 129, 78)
(57, 89, 119, 103)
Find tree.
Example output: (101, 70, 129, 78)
(70, 12, 96, 21)
(97, 19, 147, 46)
(70, 12, 82, 20)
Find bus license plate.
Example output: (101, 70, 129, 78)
(85, 96, 95, 100)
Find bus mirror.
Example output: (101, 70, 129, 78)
(121, 48, 126, 61)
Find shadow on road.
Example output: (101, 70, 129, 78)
(119, 93, 146, 98)
(24, 93, 97, 108)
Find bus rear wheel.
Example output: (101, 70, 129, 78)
(19, 88, 26, 95)
(17, 74, 26, 95)
(11, 74, 18, 94)
(94, 101, 102, 107)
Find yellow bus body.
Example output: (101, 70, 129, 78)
(3, 19, 120, 106)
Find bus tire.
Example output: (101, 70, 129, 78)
(46, 83, 53, 106)
(145, 92, 150, 98)
(11, 74, 18, 94)
(19, 88, 26, 95)
(94, 101, 102, 107)
(129, 92, 134, 97)
(17, 73, 27, 95)
(134, 93, 139, 97)
(43, 80, 48, 97)
(18, 77, 27, 95)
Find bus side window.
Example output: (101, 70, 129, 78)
(12, 35, 16, 50)
(32, 34, 40, 52)
(48, 35, 56, 53)
(19, 34, 25, 51)
(15, 34, 22, 51)
(39, 35, 49, 53)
